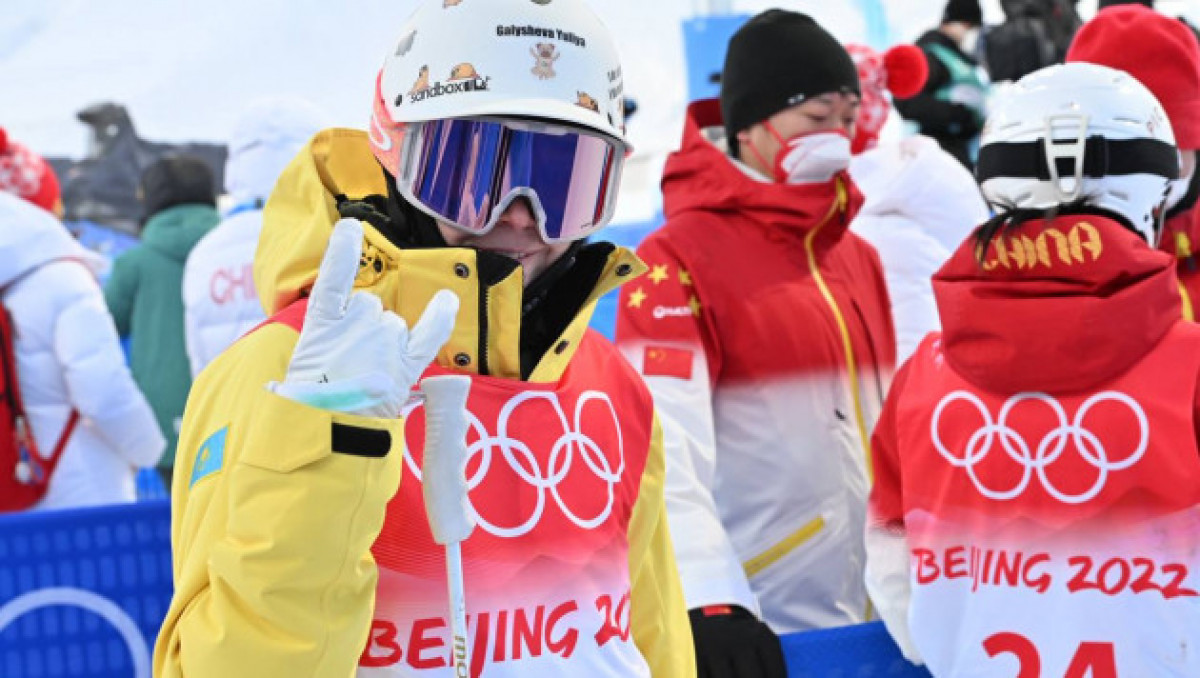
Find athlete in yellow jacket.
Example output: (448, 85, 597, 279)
(151, 1, 693, 676)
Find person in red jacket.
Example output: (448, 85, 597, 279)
(1066, 4, 1200, 319)
(866, 61, 1200, 676)
(615, 10, 896, 677)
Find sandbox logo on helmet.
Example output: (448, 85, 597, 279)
(401, 63, 492, 106)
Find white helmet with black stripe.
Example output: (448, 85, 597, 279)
(976, 62, 1180, 245)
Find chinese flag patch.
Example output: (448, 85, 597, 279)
(643, 345, 694, 379)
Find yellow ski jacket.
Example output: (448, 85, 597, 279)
(152, 129, 694, 678)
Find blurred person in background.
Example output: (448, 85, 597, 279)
(183, 98, 326, 377)
(848, 43, 990, 363)
(896, 0, 990, 169)
(105, 154, 218, 491)
(983, 0, 1082, 84)
(617, 10, 896, 677)
(1067, 3, 1200, 319)
(866, 61, 1198, 676)
(1, 129, 164, 509)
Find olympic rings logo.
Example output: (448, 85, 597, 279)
(404, 390, 624, 538)
(0, 587, 151, 678)
(930, 390, 1149, 504)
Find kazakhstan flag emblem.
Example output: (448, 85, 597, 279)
(190, 426, 228, 488)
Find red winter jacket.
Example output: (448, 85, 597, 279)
(615, 98, 896, 632)
(1162, 205, 1200, 320)
(867, 213, 1200, 676)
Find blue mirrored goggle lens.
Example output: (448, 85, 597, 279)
(406, 119, 616, 242)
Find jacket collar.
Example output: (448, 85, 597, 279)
(358, 230, 642, 382)
(258, 128, 644, 383)
(661, 99, 863, 248)
(935, 213, 1181, 393)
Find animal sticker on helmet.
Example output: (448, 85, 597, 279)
(410, 66, 431, 95)
(575, 92, 600, 113)
(531, 44, 560, 80)
(449, 63, 480, 81)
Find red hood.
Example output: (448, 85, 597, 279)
(661, 99, 863, 249)
(935, 214, 1182, 394)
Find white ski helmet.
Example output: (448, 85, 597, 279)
(368, 0, 629, 178)
(976, 62, 1180, 245)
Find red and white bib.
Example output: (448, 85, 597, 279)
(360, 332, 655, 678)
(893, 324, 1200, 677)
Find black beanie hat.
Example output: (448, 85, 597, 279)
(943, 0, 983, 25)
(720, 10, 860, 155)
(139, 154, 216, 221)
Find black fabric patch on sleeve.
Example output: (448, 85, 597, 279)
(331, 423, 391, 458)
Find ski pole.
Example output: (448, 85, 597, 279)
(419, 375, 476, 677)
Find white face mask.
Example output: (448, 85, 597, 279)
(773, 131, 853, 185)
(960, 27, 980, 56)
(1166, 163, 1196, 211)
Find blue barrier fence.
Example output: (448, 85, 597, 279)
(783, 622, 930, 677)
(0, 502, 929, 677)
(0, 502, 170, 678)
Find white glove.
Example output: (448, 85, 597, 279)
(864, 525, 925, 666)
(271, 218, 459, 419)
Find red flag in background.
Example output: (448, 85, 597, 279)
(642, 345, 694, 380)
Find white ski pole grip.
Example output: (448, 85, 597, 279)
(420, 374, 475, 545)
(420, 374, 475, 677)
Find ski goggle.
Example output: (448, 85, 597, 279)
(395, 117, 624, 244)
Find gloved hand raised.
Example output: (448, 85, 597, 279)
(271, 218, 459, 419)
(688, 605, 787, 678)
